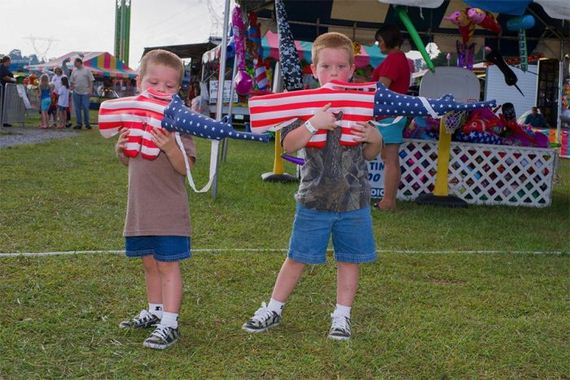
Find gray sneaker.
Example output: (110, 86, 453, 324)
(119, 309, 160, 329)
(143, 324, 180, 350)
(328, 314, 351, 341)
(242, 302, 282, 333)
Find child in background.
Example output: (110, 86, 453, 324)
(113, 49, 197, 350)
(38, 74, 52, 129)
(56, 77, 70, 129)
(242, 32, 382, 341)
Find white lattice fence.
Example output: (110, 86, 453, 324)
(396, 139, 558, 207)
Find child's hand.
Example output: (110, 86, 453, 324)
(115, 127, 130, 156)
(151, 127, 177, 154)
(351, 121, 383, 145)
(308, 103, 339, 131)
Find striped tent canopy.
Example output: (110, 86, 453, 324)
(25, 51, 137, 79)
(202, 30, 386, 68)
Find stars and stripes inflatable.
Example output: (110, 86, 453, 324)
(99, 88, 268, 161)
(248, 80, 496, 148)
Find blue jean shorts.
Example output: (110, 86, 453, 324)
(288, 203, 377, 264)
(125, 236, 191, 262)
(374, 117, 408, 144)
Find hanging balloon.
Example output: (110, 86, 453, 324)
(395, 6, 434, 72)
(232, 5, 252, 96)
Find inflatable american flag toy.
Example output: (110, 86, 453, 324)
(161, 94, 269, 143)
(248, 80, 496, 148)
(98, 88, 269, 161)
(98, 88, 172, 160)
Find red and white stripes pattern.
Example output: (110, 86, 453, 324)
(98, 89, 171, 160)
(249, 81, 376, 148)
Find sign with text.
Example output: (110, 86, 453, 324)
(368, 158, 385, 199)
(208, 80, 238, 104)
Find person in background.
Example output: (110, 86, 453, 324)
(114, 49, 197, 350)
(0, 56, 17, 127)
(524, 106, 548, 128)
(371, 24, 411, 212)
(56, 76, 70, 129)
(69, 57, 94, 129)
(38, 74, 52, 129)
(242, 32, 382, 341)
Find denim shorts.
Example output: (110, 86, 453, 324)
(125, 236, 191, 262)
(288, 203, 377, 264)
(374, 117, 408, 144)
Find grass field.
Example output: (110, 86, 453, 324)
(0, 120, 569, 378)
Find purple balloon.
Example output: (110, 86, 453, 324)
(234, 69, 253, 96)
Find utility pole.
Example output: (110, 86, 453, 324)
(115, 0, 131, 65)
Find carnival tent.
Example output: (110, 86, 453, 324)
(202, 30, 386, 68)
(25, 51, 137, 79)
(242, 0, 569, 58)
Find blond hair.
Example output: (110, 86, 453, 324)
(39, 73, 50, 90)
(311, 32, 354, 66)
(138, 49, 184, 84)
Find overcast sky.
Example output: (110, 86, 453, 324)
(0, 0, 229, 69)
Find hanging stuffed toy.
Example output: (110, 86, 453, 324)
(275, 0, 303, 91)
(456, 40, 476, 70)
(247, 12, 268, 92)
(445, 9, 475, 45)
(485, 47, 524, 96)
(467, 8, 501, 34)
(232, 5, 252, 96)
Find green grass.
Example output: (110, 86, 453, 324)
(0, 120, 569, 378)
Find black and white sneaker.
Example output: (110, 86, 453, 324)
(242, 302, 282, 333)
(119, 309, 160, 329)
(328, 314, 351, 341)
(143, 324, 180, 350)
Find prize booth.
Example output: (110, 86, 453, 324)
(220, 0, 568, 207)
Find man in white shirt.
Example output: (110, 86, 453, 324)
(69, 57, 94, 129)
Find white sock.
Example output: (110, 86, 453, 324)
(148, 303, 163, 318)
(160, 311, 178, 329)
(333, 304, 351, 319)
(267, 298, 285, 315)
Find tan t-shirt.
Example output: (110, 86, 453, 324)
(124, 135, 196, 237)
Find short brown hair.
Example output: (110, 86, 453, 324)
(311, 32, 354, 66)
(138, 49, 184, 84)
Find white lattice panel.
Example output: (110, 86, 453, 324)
(397, 139, 558, 208)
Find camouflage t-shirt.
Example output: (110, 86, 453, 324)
(282, 122, 371, 212)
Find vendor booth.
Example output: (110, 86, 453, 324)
(25, 51, 137, 109)
(228, 0, 568, 207)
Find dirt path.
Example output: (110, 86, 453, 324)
(0, 126, 81, 148)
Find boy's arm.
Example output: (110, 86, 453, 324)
(283, 103, 338, 153)
(352, 121, 383, 161)
(151, 129, 194, 175)
(115, 128, 130, 166)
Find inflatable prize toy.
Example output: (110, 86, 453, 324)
(249, 80, 496, 142)
(162, 94, 269, 143)
(485, 47, 524, 96)
(396, 6, 434, 72)
(456, 40, 476, 70)
(232, 5, 253, 96)
(467, 8, 501, 34)
(445, 8, 475, 45)
(99, 88, 268, 192)
(247, 12, 268, 91)
(275, 0, 303, 91)
(507, 15, 535, 72)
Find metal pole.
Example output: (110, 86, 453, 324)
(211, 0, 232, 200)
(221, 55, 238, 162)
